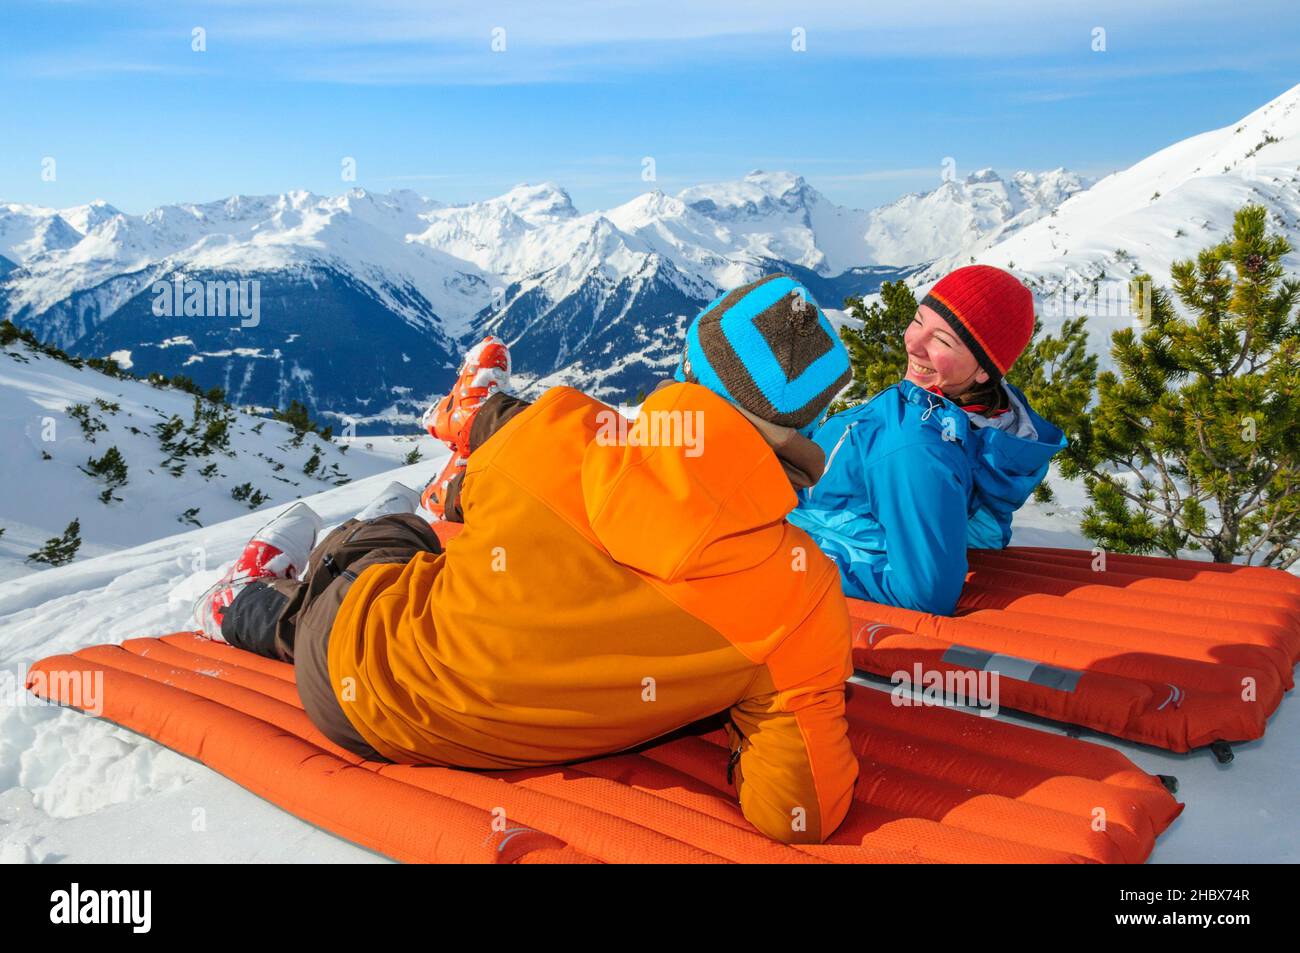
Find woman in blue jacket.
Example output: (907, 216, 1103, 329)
(788, 265, 1067, 616)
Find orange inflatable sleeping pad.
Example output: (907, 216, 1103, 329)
(26, 630, 1180, 864)
(850, 546, 1300, 752)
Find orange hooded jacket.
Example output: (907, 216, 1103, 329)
(328, 381, 858, 844)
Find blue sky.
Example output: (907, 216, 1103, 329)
(2, 0, 1298, 214)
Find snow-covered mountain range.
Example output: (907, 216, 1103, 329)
(0, 166, 1083, 426)
(5, 82, 1299, 428)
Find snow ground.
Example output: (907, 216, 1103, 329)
(0, 451, 1294, 863)
(0, 457, 443, 864)
(0, 343, 436, 583)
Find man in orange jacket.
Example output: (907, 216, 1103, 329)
(212, 274, 860, 845)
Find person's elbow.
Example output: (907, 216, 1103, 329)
(966, 505, 1011, 551)
(735, 749, 857, 845)
(892, 566, 964, 616)
(740, 790, 852, 846)
(743, 807, 825, 845)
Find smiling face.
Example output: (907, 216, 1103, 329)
(903, 304, 991, 395)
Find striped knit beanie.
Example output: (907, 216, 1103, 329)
(674, 273, 851, 430)
(921, 265, 1035, 380)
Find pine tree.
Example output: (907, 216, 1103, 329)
(231, 482, 270, 509)
(27, 519, 82, 566)
(80, 446, 129, 502)
(1011, 316, 1097, 501)
(200, 417, 230, 454)
(1062, 204, 1300, 566)
(276, 399, 312, 433)
(832, 279, 916, 410)
(1013, 317, 1096, 427)
(274, 399, 332, 445)
(67, 403, 107, 441)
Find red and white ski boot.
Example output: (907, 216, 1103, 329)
(194, 502, 323, 642)
(420, 336, 511, 517)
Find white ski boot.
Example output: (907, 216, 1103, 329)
(354, 481, 422, 521)
(193, 501, 323, 641)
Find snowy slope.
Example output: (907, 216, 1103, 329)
(0, 457, 446, 863)
(0, 336, 402, 583)
(917, 83, 1300, 352)
(0, 457, 1292, 863)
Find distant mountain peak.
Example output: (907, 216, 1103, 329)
(677, 169, 819, 215)
(863, 166, 1090, 267)
(741, 168, 808, 192)
(491, 182, 579, 224)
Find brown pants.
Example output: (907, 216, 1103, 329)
(222, 512, 443, 762)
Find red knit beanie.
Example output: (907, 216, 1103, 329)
(920, 265, 1035, 380)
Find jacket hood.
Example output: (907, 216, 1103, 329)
(962, 381, 1067, 512)
(580, 382, 795, 582)
(891, 378, 1065, 512)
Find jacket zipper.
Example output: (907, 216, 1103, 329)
(806, 422, 856, 502)
(727, 735, 744, 786)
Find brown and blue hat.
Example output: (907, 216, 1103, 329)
(673, 273, 851, 432)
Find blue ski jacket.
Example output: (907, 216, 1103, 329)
(788, 379, 1067, 615)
